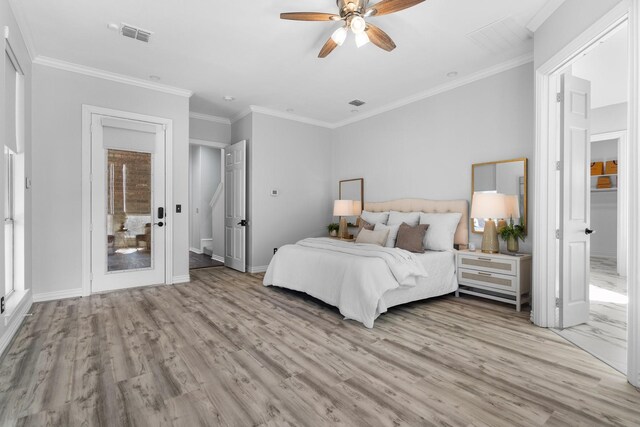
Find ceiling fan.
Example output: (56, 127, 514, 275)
(280, 0, 425, 58)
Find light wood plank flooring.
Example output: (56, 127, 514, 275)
(0, 267, 638, 426)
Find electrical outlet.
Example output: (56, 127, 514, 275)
(1, 296, 5, 314)
(273, 248, 278, 254)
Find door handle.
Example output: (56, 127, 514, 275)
(157, 207, 165, 219)
(154, 221, 164, 227)
(585, 228, 595, 235)
(237, 220, 247, 227)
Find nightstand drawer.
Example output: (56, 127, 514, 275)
(458, 269, 517, 293)
(458, 255, 517, 276)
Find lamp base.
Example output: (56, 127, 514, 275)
(481, 219, 500, 253)
(338, 217, 349, 239)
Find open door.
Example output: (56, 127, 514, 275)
(224, 140, 246, 272)
(559, 72, 592, 328)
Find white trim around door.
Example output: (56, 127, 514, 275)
(81, 105, 174, 296)
(533, 0, 639, 387)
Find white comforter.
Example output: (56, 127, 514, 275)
(263, 238, 429, 328)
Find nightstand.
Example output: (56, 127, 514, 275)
(455, 250, 532, 311)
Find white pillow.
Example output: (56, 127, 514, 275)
(360, 210, 389, 225)
(419, 212, 463, 251)
(374, 223, 401, 248)
(387, 211, 420, 226)
(355, 228, 390, 246)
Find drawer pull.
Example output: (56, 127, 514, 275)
(478, 258, 493, 262)
(478, 272, 492, 277)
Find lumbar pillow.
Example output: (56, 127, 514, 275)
(387, 211, 420, 227)
(373, 223, 401, 248)
(360, 210, 389, 225)
(419, 212, 462, 251)
(395, 223, 429, 253)
(355, 228, 390, 246)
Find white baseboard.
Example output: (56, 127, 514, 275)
(200, 238, 213, 249)
(189, 247, 203, 255)
(591, 251, 616, 259)
(33, 288, 83, 302)
(211, 254, 224, 263)
(0, 291, 33, 358)
(248, 265, 269, 273)
(172, 275, 191, 284)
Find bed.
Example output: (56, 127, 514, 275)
(263, 199, 469, 328)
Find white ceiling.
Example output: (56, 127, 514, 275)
(573, 22, 628, 109)
(11, 0, 552, 123)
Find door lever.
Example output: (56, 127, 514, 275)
(237, 220, 247, 227)
(585, 228, 595, 235)
(154, 221, 164, 227)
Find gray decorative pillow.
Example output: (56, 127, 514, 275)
(358, 218, 375, 232)
(395, 223, 429, 253)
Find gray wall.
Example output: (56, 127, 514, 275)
(332, 64, 535, 252)
(0, 0, 33, 353)
(534, 0, 623, 67)
(251, 113, 333, 268)
(32, 64, 190, 296)
(189, 117, 230, 144)
(592, 102, 628, 134)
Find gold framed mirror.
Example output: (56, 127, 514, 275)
(339, 178, 364, 225)
(471, 158, 527, 234)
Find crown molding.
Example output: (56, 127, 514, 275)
(248, 106, 334, 128)
(189, 112, 231, 125)
(231, 107, 252, 124)
(331, 53, 534, 129)
(526, 0, 566, 32)
(33, 56, 193, 97)
(7, 0, 38, 60)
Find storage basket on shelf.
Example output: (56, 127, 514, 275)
(597, 176, 612, 189)
(591, 161, 604, 175)
(605, 160, 618, 175)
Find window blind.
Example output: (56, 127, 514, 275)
(4, 52, 17, 153)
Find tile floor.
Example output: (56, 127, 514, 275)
(554, 257, 627, 373)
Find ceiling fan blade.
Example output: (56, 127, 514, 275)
(318, 37, 339, 58)
(365, 24, 396, 52)
(280, 12, 341, 21)
(367, 0, 425, 16)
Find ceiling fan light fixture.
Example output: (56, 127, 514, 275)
(355, 31, 370, 48)
(350, 16, 367, 34)
(331, 26, 348, 46)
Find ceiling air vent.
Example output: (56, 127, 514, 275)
(466, 17, 531, 54)
(349, 99, 366, 107)
(120, 24, 153, 43)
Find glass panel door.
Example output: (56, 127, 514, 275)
(4, 146, 14, 296)
(106, 149, 152, 272)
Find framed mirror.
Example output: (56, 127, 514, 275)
(339, 178, 364, 225)
(471, 158, 527, 234)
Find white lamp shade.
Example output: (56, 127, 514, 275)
(470, 192, 509, 219)
(505, 195, 521, 219)
(333, 200, 355, 216)
(355, 31, 370, 48)
(352, 200, 362, 216)
(331, 26, 347, 46)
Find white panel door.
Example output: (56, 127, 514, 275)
(91, 114, 166, 292)
(224, 140, 246, 272)
(559, 73, 592, 328)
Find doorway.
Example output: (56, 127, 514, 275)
(552, 22, 629, 374)
(82, 106, 174, 295)
(188, 139, 225, 270)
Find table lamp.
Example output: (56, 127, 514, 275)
(333, 200, 354, 239)
(470, 193, 508, 253)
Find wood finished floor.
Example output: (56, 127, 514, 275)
(0, 267, 639, 426)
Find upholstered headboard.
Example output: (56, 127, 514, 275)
(363, 199, 469, 247)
